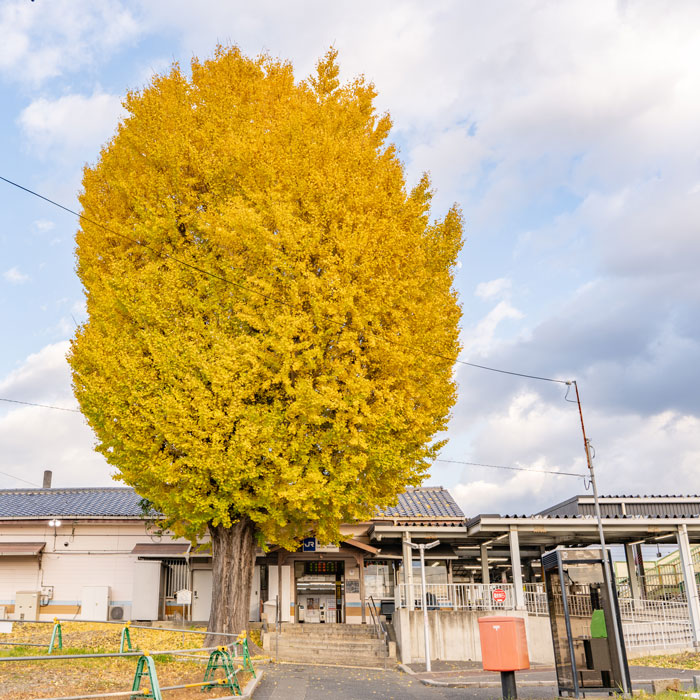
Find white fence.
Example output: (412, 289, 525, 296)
(396, 582, 694, 650)
(619, 598, 693, 649)
(522, 583, 693, 650)
(395, 583, 515, 610)
(524, 583, 548, 615)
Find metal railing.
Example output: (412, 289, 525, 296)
(522, 582, 694, 650)
(523, 583, 548, 615)
(395, 583, 515, 610)
(523, 584, 597, 617)
(619, 598, 693, 649)
(367, 596, 389, 646)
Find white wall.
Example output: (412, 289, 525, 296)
(395, 609, 555, 665)
(0, 521, 190, 621)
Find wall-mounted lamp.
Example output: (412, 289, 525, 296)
(48, 519, 61, 527)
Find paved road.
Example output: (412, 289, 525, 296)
(254, 663, 559, 699)
(408, 661, 700, 688)
(254, 662, 700, 699)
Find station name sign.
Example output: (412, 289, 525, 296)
(302, 537, 340, 553)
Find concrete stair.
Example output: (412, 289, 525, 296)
(263, 623, 396, 668)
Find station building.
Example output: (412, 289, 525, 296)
(0, 484, 464, 624)
(2, 483, 700, 663)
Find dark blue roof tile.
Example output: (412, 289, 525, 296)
(376, 487, 463, 519)
(0, 485, 464, 521)
(0, 487, 146, 518)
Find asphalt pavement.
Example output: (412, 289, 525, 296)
(253, 661, 700, 699)
(254, 663, 558, 699)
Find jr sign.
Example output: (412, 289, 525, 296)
(301, 537, 340, 553)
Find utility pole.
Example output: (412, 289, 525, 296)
(571, 380, 629, 696)
(408, 540, 440, 672)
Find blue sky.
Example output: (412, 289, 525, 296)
(1, 0, 700, 516)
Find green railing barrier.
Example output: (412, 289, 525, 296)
(47, 619, 62, 654)
(202, 646, 241, 695)
(131, 653, 163, 700)
(120, 622, 133, 654)
(235, 631, 255, 677)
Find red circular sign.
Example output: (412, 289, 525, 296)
(492, 588, 507, 603)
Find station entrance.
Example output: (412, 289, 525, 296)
(294, 560, 345, 623)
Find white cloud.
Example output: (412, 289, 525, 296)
(475, 278, 512, 301)
(0, 342, 113, 489)
(18, 92, 125, 159)
(461, 301, 524, 359)
(0, 0, 140, 84)
(3, 267, 29, 284)
(447, 389, 700, 516)
(34, 219, 55, 233)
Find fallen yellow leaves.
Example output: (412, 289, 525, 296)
(0, 621, 251, 699)
(633, 651, 700, 670)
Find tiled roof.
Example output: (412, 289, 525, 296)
(376, 487, 464, 519)
(0, 485, 464, 521)
(0, 487, 147, 518)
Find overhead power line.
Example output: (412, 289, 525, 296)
(434, 458, 586, 478)
(0, 175, 569, 386)
(0, 397, 81, 413)
(0, 469, 41, 487)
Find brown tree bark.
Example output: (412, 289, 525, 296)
(205, 516, 257, 647)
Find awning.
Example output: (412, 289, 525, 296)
(343, 539, 380, 555)
(372, 544, 459, 560)
(131, 543, 190, 557)
(0, 542, 45, 556)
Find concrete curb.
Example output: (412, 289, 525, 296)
(400, 664, 682, 690)
(217, 668, 264, 699)
(240, 668, 264, 698)
(273, 659, 396, 671)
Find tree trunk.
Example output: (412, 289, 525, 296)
(205, 516, 257, 647)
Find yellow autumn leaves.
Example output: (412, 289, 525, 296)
(69, 46, 463, 548)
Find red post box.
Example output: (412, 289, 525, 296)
(478, 616, 530, 699)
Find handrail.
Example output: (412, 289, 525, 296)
(367, 596, 389, 646)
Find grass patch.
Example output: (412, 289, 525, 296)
(634, 651, 700, 669)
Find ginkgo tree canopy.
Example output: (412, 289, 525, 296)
(70, 46, 463, 550)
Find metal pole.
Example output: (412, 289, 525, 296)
(500, 670, 517, 700)
(409, 539, 440, 673)
(573, 380, 630, 696)
(419, 545, 431, 673)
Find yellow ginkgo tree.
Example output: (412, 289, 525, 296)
(69, 46, 463, 638)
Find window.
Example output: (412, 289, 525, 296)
(162, 559, 189, 597)
(364, 560, 394, 598)
(415, 559, 448, 585)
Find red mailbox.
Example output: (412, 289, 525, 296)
(478, 616, 530, 671)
